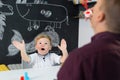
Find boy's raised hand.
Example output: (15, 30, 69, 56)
(58, 39, 67, 51)
(12, 40, 25, 51)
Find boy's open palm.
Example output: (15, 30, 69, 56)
(12, 40, 25, 51)
(58, 39, 67, 51)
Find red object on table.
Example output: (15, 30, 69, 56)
(20, 76, 24, 80)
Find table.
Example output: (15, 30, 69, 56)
(0, 66, 61, 80)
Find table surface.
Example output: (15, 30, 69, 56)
(0, 66, 61, 80)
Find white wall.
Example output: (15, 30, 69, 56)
(78, 19, 94, 47)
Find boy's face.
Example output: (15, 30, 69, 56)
(35, 38, 52, 55)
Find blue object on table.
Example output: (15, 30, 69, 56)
(24, 72, 30, 80)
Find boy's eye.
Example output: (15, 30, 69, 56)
(39, 43, 42, 44)
(45, 43, 48, 44)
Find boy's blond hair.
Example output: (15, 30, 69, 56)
(34, 34, 52, 46)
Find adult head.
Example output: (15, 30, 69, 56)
(90, 0, 120, 34)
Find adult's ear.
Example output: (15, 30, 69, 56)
(97, 11, 105, 22)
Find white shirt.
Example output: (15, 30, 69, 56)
(29, 53, 61, 68)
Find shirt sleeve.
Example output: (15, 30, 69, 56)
(29, 53, 36, 65)
(57, 50, 83, 80)
(50, 53, 61, 64)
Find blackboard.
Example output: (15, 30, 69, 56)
(0, 0, 79, 65)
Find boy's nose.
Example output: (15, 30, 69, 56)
(40, 43, 45, 46)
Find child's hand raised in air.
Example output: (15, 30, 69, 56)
(58, 39, 67, 51)
(12, 40, 26, 51)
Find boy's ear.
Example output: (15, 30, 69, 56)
(35, 45, 38, 50)
(49, 45, 52, 50)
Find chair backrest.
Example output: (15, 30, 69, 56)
(7, 64, 22, 70)
(21, 60, 32, 69)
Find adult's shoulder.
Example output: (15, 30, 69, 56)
(68, 43, 98, 61)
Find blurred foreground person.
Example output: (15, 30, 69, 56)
(57, 0, 120, 80)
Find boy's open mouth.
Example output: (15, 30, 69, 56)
(41, 48, 45, 50)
